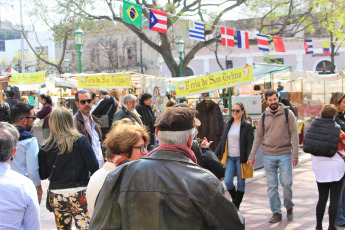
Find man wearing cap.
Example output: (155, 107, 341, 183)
(90, 107, 244, 229)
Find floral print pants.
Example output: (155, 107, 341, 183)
(49, 189, 89, 230)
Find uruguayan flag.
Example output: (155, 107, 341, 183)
(189, 21, 205, 41)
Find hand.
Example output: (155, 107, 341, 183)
(291, 158, 298, 166)
(37, 194, 42, 204)
(200, 137, 213, 148)
(247, 159, 255, 166)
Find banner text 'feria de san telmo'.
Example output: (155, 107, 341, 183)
(9, 71, 46, 84)
(175, 66, 254, 97)
(78, 74, 132, 88)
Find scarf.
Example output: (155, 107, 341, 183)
(16, 126, 34, 141)
(123, 105, 143, 126)
(146, 144, 197, 164)
(107, 155, 129, 167)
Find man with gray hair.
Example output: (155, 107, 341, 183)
(113, 94, 143, 126)
(0, 122, 40, 229)
(90, 107, 244, 229)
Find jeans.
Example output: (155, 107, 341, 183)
(335, 182, 345, 226)
(264, 153, 294, 213)
(224, 156, 246, 192)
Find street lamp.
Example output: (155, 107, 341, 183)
(73, 25, 85, 73)
(176, 37, 185, 77)
(64, 58, 69, 73)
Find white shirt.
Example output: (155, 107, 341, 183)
(0, 162, 40, 230)
(312, 151, 345, 183)
(227, 124, 241, 157)
(81, 113, 104, 168)
(86, 162, 117, 217)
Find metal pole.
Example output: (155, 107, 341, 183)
(65, 65, 68, 73)
(77, 45, 82, 73)
(228, 87, 232, 118)
(179, 52, 183, 77)
(140, 28, 143, 74)
(20, 0, 25, 73)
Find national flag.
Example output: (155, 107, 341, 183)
(149, 9, 167, 33)
(237, 30, 249, 49)
(322, 41, 330, 55)
(221, 27, 234, 47)
(189, 21, 205, 41)
(123, 0, 142, 27)
(257, 34, 269, 51)
(273, 36, 285, 52)
(304, 39, 313, 54)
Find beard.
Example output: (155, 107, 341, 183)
(268, 103, 279, 111)
(26, 124, 33, 132)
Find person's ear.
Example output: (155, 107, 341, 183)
(186, 133, 193, 149)
(155, 127, 159, 138)
(11, 147, 17, 158)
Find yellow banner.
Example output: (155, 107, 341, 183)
(78, 74, 132, 88)
(175, 66, 254, 97)
(9, 71, 46, 84)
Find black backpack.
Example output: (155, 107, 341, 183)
(0, 102, 10, 123)
(262, 108, 289, 129)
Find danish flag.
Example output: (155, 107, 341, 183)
(221, 27, 234, 47)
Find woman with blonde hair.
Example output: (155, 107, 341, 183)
(38, 108, 99, 229)
(20, 96, 29, 104)
(87, 122, 150, 217)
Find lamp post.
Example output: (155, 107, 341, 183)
(176, 37, 185, 77)
(73, 25, 85, 73)
(64, 58, 69, 73)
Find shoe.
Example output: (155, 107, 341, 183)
(287, 208, 294, 221)
(269, 212, 282, 223)
(233, 191, 244, 210)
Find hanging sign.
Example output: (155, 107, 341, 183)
(78, 74, 132, 88)
(175, 66, 254, 97)
(9, 71, 46, 84)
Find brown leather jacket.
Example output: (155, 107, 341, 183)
(89, 150, 244, 230)
(74, 111, 103, 147)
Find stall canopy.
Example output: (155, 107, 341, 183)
(252, 63, 292, 80)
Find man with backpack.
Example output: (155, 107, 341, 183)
(247, 89, 298, 224)
(0, 94, 11, 123)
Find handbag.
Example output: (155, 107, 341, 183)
(99, 102, 114, 128)
(46, 154, 59, 212)
(37, 119, 44, 128)
(241, 163, 253, 179)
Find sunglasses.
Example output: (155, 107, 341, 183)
(231, 109, 241, 113)
(25, 115, 37, 121)
(79, 99, 92, 105)
(132, 144, 147, 154)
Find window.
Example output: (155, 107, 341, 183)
(184, 67, 194, 76)
(0, 40, 5, 52)
(316, 60, 334, 74)
(226, 60, 233, 69)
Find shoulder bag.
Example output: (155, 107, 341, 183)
(46, 154, 59, 212)
(99, 102, 114, 129)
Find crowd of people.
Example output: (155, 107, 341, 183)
(1, 88, 345, 230)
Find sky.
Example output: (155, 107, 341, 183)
(0, 0, 251, 32)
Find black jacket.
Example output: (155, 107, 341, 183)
(90, 149, 244, 229)
(92, 96, 117, 127)
(303, 118, 340, 158)
(38, 135, 99, 189)
(215, 117, 254, 163)
(5, 98, 19, 110)
(135, 103, 155, 133)
(336, 112, 345, 132)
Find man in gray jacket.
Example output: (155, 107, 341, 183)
(247, 89, 298, 224)
(90, 107, 244, 230)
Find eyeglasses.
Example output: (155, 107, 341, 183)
(231, 109, 241, 113)
(132, 144, 147, 154)
(79, 99, 92, 105)
(25, 115, 37, 121)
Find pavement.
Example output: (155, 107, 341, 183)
(39, 148, 345, 229)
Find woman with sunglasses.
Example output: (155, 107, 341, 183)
(38, 108, 99, 229)
(86, 120, 149, 217)
(215, 102, 254, 210)
(36, 94, 53, 140)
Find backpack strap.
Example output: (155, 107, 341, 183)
(285, 108, 289, 123)
(261, 111, 266, 128)
(261, 109, 289, 130)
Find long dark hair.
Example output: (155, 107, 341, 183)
(40, 94, 52, 105)
(234, 102, 247, 120)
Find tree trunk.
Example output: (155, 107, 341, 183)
(330, 32, 336, 74)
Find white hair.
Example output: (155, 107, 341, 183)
(124, 94, 137, 103)
(157, 127, 195, 145)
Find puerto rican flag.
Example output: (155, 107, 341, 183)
(257, 34, 269, 51)
(221, 27, 234, 47)
(304, 39, 313, 54)
(149, 9, 167, 33)
(237, 30, 249, 49)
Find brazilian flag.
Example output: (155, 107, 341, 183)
(123, 0, 142, 27)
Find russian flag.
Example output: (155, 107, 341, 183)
(257, 34, 269, 51)
(237, 30, 249, 49)
(304, 39, 313, 54)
